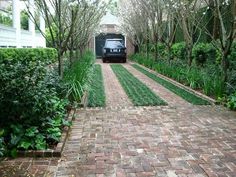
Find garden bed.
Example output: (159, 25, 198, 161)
(15, 109, 75, 158)
(111, 64, 167, 106)
(132, 63, 214, 105)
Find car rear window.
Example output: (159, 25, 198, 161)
(105, 40, 124, 48)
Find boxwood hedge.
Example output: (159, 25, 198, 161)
(0, 48, 57, 64)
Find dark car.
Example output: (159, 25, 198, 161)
(102, 39, 127, 63)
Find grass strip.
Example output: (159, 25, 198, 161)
(111, 64, 167, 106)
(88, 64, 106, 107)
(132, 64, 210, 105)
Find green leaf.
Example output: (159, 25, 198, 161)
(18, 141, 32, 149)
(10, 148, 17, 158)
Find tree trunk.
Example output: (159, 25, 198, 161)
(167, 45, 171, 62)
(69, 49, 74, 66)
(146, 39, 149, 60)
(187, 44, 193, 66)
(79, 47, 84, 58)
(75, 49, 80, 60)
(58, 52, 63, 77)
(134, 44, 139, 53)
(221, 49, 230, 83)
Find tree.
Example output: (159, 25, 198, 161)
(119, 0, 148, 54)
(26, 0, 79, 76)
(67, 0, 107, 65)
(201, 0, 236, 82)
(161, 0, 178, 61)
(174, 0, 207, 66)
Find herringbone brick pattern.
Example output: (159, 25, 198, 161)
(0, 62, 235, 177)
(56, 106, 236, 177)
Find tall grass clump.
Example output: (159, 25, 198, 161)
(130, 54, 224, 99)
(63, 50, 95, 103)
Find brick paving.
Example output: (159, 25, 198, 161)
(101, 63, 133, 107)
(0, 61, 236, 177)
(124, 64, 191, 107)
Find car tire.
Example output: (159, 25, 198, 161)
(122, 58, 127, 63)
(102, 58, 106, 63)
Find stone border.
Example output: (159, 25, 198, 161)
(16, 108, 76, 158)
(130, 62, 216, 105)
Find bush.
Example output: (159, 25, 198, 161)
(192, 43, 217, 65)
(171, 42, 187, 60)
(153, 43, 166, 59)
(0, 53, 68, 155)
(0, 48, 57, 64)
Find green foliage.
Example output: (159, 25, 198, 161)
(0, 12, 12, 26)
(0, 51, 68, 155)
(130, 53, 155, 69)
(63, 51, 95, 103)
(0, 130, 5, 157)
(131, 54, 224, 99)
(111, 64, 167, 106)
(88, 64, 106, 107)
(132, 64, 210, 105)
(20, 10, 29, 30)
(0, 48, 57, 64)
(150, 43, 166, 59)
(171, 42, 187, 60)
(192, 43, 216, 65)
(108, 0, 118, 15)
(45, 23, 58, 47)
(9, 125, 46, 150)
(227, 91, 236, 110)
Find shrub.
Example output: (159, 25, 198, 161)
(0, 54, 68, 155)
(0, 48, 57, 64)
(171, 42, 187, 60)
(156, 43, 166, 59)
(192, 43, 217, 65)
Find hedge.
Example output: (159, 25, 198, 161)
(0, 48, 57, 64)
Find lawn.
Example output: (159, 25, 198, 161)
(88, 64, 106, 107)
(111, 64, 167, 106)
(132, 64, 210, 105)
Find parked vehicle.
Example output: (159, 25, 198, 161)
(102, 38, 127, 63)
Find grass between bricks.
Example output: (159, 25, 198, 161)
(88, 64, 106, 107)
(132, 64, 210, 105)
(111, 64, 167, 106)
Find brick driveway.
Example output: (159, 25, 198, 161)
(1, 62, 236, 177)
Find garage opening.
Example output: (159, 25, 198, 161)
(95, 33, 125, 58)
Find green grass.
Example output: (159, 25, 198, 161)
(132, 64, 210, 105)
(111, 64, 167, 106)
(88, 64, 106, 107)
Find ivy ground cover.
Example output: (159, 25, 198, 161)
(132, 64, 210, 105)
(88, 64, 106, 107)
(111, 64, 167, 106)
